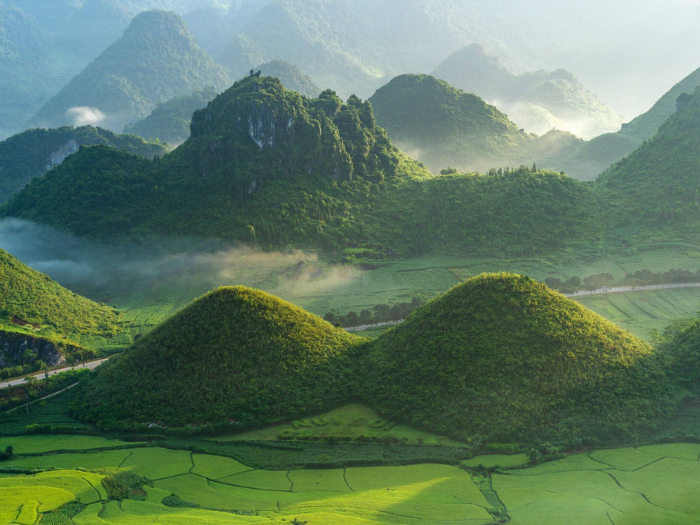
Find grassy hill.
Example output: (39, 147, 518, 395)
(365, 273, 676, 443)
(600, 86, 700, 239)
(27, 10, 230, 133)
(0, 126, 167, 203)
(432, 44, 622, 140)
(123, 87, 218, 145)
(72, 286, 365, 430)
(369, 74, 531, 173)
(0, 248, 121, 345)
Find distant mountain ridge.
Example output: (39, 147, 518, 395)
(26, 10, 230, 132)
(432, 44, 622, 140)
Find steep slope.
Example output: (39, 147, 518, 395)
(433, 44, 622, 140)
(123, 87, 218, 145)
(0, 3, 66, 139)
(659, 318, 700, 391)
(369, 75, 531, 173)
(27, 10, 231, 132)
(256, 60, 320, 98)
(5, 76, 426, 246)
(0, 248, 121, 346)
(0, 126, 167, 203)
(366, 273, 675, 442)
(72, 286, 364, 429)
(550, 66, 700, 180)
(600, 86, 700, 236)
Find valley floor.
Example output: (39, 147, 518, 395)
(1, 435, 699, 524)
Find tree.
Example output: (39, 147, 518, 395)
(360, 310, 372, 324)
(390, 305, 403, 321)
(323, 313, 336, 324)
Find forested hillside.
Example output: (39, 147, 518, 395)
(0, 126, 167, 203)
(27, 10, 230, 132)
(123, 87, 218, 145)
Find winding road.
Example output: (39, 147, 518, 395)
(0, 358, 110, 390)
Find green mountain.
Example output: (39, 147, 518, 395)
(659, 318, 700, 391)
(0, 247, 121, 346)
(365, 273, 675, 442)
(123, 87, 218, 145)
(369, 75, 530, 173)
(26, 10, 230, 133)
(432, 44, 622, 140)
(256, 60, 320, 98)
(600, 86, 700, 236)
(550, 66, 700, 180)
(368, 74, 584, 174)
(0, 3, 66, 139)
(0, 126, 167, 204)
(72, 286, 364, 430)
(4, 76, 427, 248)
(2, 76, 600, 258)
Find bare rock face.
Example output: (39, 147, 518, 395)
(46, 139, 80, 170)
(0, 331, 68, 368)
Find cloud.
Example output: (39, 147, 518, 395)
(65, 107, 106, 126)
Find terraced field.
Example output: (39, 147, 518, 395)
(2, 436, 700, 523)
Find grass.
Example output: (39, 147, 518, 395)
(119, 448, 193, 480)
(190, 454, 251, 480)
(0, 443, 699, 523)
(2, 450, 132, 471)
(217, 403, 464, 446)
(0, 435, 140, 455)
(461, 454, 529, 469)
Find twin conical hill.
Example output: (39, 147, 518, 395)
(365, 273, 674, 442)
(73, 286, 366, 429)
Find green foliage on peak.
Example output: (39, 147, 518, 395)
(0, 248, 121, 342)
(0, 126, 168, 203)
(365, 273, 676, 443)
(123, 87, 219, 145)
(369, 74, 530, 173)
(256, 59, 321, 99)
(72, 286, 365, 429)
(26, 10, 230, 133)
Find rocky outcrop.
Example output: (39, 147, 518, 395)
(0, 331, 69, 368)
(46, 139, 80, 171)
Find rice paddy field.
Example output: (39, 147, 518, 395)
(2, 435, 700, 524)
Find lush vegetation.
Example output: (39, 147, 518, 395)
(369, 74, 532, 173)
(72, 286, 366, 430)
(0, 126, 167, 203)
(432, 44, 622, 140)
(0, 248, 121, 347)
(123, 87, 218, 146)
(600, 86, 700, 235)
(26, 10, 230, 132)
(365, 273, 677, 443)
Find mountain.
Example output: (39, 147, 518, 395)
(600, 86, 700, 235)
(549, 66, 700, 181)
(72, 286, 364, 430)
(366, 273, 675, 442)
(26, 10, 231, 133)
(2, 77, 601, 258)
(432, 44, 622, 140)
(0, 247, 121, 347)
(0, 126, 167, 204)
(368, 74, 584, 174)
(369, 74, 530, 173)
(4, 75, 427, 247)
(123, 87, 218, 145)
(256, 60, 320, 98)
(0, 3, 66, 139)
